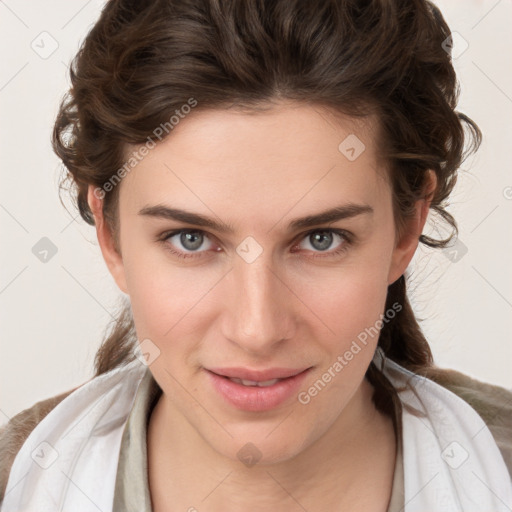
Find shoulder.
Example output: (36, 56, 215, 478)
(0, 387, 78, 502)
(425, 366, 512, 476)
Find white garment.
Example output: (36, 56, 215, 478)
(374, 349, 512, 511)
(1, 349, 511, 511)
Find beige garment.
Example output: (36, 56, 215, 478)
(112, 369, 406, 511)
(113, 369, 161, 510)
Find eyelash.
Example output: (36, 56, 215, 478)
(157, 228, 353, 261)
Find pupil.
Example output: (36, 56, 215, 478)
(181, 231, 203, 250)
(311, 231, 332, 251)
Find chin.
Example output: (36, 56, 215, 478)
(208, 425, 314, 468)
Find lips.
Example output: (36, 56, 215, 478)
(205, 366, 312, 411)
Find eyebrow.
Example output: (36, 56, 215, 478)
(138, 203, 373, 233)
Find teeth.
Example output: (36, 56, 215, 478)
(240, 379, 259, 386)
(255, 379, 280, 387)
(229, 377, 280, 387)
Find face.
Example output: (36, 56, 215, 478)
(89, 101, 423, 465)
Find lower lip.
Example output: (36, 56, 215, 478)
(206, 369, 311, 412)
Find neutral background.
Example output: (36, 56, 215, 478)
(1, 0, 511, 425)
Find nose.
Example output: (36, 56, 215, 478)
(221, 253, 296, 356)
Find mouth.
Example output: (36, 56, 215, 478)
(222, 376, 282, 387)
(205, 366, 312, 412)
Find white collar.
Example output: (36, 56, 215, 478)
(2, 350, 511, 511)
(374, 348, 512, 510)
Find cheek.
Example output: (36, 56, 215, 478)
(294, 260, 391, 426)
(127, 267, 207, 340)
(308, 274, 388, 376)
(299, 245, 392, 342)
(120, 236, 194, 339)
(122, 244, 225, 371)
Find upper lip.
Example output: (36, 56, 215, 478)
(207, 366, 311, 381)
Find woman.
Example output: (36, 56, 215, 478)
(1, 0, 511, 510)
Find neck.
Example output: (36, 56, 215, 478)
(147, 378, 396, 512)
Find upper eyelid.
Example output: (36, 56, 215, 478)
(161, 226, 348, 238)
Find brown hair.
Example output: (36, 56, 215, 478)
(52, 0, 481, 428)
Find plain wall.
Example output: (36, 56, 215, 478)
(1, 0, 511, 425)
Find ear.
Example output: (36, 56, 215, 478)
(87, 185, 129, 294)
(387, 171, 437, 285)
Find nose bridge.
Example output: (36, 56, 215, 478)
(223, 251, 293, 353)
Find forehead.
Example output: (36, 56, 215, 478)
(118, 102, 389, 226)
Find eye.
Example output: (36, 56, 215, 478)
(158, 227, 352, 261)
(159, 229, 218, 259)
(293, 229, 351, 258)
